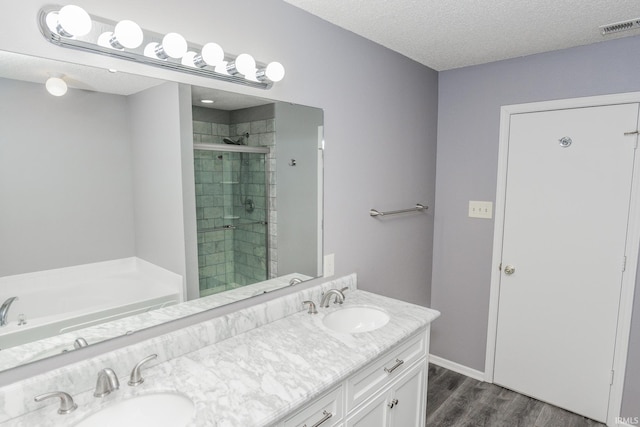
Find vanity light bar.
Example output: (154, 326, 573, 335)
(37, 5, 285, 90)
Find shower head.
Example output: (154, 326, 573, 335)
(222, 132, 250, 145)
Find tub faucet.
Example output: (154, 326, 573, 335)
(94, 368, 120, 397)
(320, 289, 345, 308)
(0, 297, 18, 326)
(73, 338, 88, 349)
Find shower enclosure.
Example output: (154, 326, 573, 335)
(193, 146, 270, 297)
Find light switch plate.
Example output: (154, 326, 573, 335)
(469, 201, 493, 219)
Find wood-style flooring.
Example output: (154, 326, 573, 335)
(426, 364, 607, 427)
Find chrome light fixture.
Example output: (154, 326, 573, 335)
(38, 5, 285, 89)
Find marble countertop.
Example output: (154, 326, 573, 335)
(0, 272, 312, 371)
(5, 289, 439, 427)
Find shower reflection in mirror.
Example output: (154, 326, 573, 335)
(192, 105, 276, 297)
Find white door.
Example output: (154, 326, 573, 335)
(493, 103, 639, 422)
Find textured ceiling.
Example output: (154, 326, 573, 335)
(283, 0, 640, 71)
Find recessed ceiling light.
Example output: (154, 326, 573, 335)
(201, 99, 214, 104)
(107, 68, 118, 73)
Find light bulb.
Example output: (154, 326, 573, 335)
(245, 71, 259, 83)
(256, 61, 285, 83)
(181, 51, 198, 67)
(45, 12, 59, 33)
(144, 42, 159, 58)
(193, 42, 224, 68)
(56, 5, 92, 37)
(155, 32, 187, 59)
(215, 61, 230, 75)
(97, 32, 113, 48)
(46, 77, 68, 97)
(110, 20, 143, 49)
(265, 62, 285, 82)
(235, 54, 256, 76)
(227, 53, 256, 76)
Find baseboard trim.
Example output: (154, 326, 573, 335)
(429, 354, 485, 382)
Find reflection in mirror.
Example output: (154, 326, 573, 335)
(0, 51, 323, 371)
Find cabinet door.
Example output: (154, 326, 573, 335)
(388, 363, 426, 427)
(345, 390, 388, 427)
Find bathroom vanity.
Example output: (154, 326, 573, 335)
(0, 274, 439, 426)
(278, 329, 428, 427)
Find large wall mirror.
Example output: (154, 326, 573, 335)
(0, 50, 323, 371)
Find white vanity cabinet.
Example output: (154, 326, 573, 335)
(278, 327, 429, 427)
(345, 362, 426, 427)
(283, 386, 344, 427)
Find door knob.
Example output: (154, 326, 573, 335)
(504, 265, 515, 275)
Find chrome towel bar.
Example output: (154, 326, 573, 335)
(369, 203, 428, 217)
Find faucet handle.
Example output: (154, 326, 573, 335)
(128, 354, 158, 386)
(34, 391, 78, 415)
(335, 287, 349, 304)
(302, 300, 318, 314)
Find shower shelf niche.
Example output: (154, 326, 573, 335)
(223, 216, 240, 219)
(221, 181, 239, 184)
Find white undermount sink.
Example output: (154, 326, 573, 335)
(322, 306, 390, 334)
(75, 392, 195, 427)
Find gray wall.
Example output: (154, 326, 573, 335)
(432, 35, 640, 416)
(0, 0, 438, 384)
(129, 82, 190, 292)
(1, 0, 438, 307)
(275, 102, 323, 277)
(0, 78, 135, 276)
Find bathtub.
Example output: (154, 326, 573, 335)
(0, 257, 183, 351)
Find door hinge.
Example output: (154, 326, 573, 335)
(622, 256, 627, 272)
(610, 369, 615, 385)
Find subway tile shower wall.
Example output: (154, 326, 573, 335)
(193, 108, 278, 297)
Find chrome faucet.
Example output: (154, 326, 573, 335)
(94, 368, 120, 397)
(320, 289, 345, 308)
(73, 338, 88, 349)
(128, 354, 158, 386)
(0, 297, 18, 326)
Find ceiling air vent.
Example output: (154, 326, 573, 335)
(600, 18, 640, 36)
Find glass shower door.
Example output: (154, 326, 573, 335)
(194, 149, 268, 297)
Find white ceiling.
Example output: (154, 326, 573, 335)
(0, 51, 162, 95)
(0, 51, 270, 110)
(283, 0, 640, 71)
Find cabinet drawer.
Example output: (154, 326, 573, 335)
(346, 329, 427, 409)
(284, 386, 344, 427)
